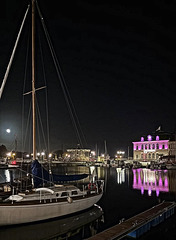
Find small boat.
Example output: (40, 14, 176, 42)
(0, 0, 104, 226)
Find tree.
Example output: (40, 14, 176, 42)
(0, 145, 8, 157)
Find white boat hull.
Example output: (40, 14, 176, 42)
(0, 193, 102, 226)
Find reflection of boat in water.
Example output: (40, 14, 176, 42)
(0, 205, 104, 240)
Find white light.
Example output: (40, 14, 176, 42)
(117, 151, 125, 155)
(41, 152, 45, 156)
(91, 151, 95, 156)
(6, 129, 11, 133)
(6, 152, 11, 157)
(49, 153, 52, 158)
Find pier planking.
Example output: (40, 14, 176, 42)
(86, 201, 176, 240)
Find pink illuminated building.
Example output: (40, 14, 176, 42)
(132, 129, 176, 161)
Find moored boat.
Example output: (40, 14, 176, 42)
(0, 0, 104, 225)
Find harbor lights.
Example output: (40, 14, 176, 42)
(116, 151, 125, 160)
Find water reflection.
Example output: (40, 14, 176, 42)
(5, 170, 10, 182)
(132, 168, 169, 196)
(0, 205, 103, 240)
(116, 168, 125, 184)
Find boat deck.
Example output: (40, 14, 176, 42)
(86, 201, 176, 240)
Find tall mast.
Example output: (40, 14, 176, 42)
(32, 0, 36, 160)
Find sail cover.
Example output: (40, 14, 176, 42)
(31, 160, 88, 187)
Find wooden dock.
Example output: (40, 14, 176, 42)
(86, 201, 176, 240)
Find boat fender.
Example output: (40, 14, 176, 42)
(88, 183, 96, 190)
(67, 196, 73, 203)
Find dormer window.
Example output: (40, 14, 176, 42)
(156, 136, 159, 141)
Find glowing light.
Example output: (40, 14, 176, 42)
(91, 151, 95, 156)
(11, 160, 16, 165)
(156, 136, 159, 141)
(6, 129, 11, 133)
(147, 135, 152, 141)
(6, 152, 11, 157)
(117, 151, 125, 154)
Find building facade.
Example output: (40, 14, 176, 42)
(66, 148, 90, 161)
(133, 130, 176, 161)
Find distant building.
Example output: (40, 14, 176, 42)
(132, 129, 176, 161)
(66, 148, 90, 161)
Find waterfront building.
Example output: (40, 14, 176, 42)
(132, 129, 176, 161)
(66, 148, 90, 161)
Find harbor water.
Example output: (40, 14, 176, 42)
(0, 164, 176, 240)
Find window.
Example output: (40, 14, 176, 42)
(141, 154, 143, 159)
(141, 145, 143, 150)
(152, 144, 155, 149)
(156, 144, 159, 149)
(148, 153, 151, 159)
(145, 144, 147, 149)
(152, 153, 155, 159)
(163, 145, 165, 149)
(61, 192, 68, 197)
(71, 191, 78, 195)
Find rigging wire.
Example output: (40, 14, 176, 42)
(22, 22, 30, 155)
(0, 4, 30, 99)
(38, 31, 50, 155)
(36, 0, 87, 148)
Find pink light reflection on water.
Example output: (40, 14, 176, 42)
(132, 168, 169, 197)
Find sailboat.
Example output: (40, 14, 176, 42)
(0, 0, 103, 226)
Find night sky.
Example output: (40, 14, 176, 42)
(0, 0, 176, 157)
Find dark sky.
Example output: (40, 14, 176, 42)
(0, 0, 176, 157)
